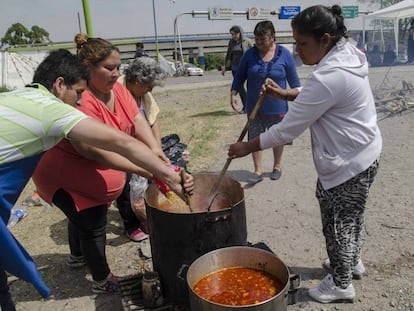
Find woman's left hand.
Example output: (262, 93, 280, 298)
(181, 170, 194, 195)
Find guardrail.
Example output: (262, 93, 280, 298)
(4, 32, 295, 62)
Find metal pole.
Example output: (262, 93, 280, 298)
(152, 0, 159, 63)
(177, 20, 184, 65)
(77, 12, 82, 33)
(1, 51, 7, 88)
(174, 15, 178, 69)
(81, 0, 93, 36)
(174, 12, 198, 69)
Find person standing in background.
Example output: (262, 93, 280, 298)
(407, 19, 414, 64)
(229, 5, 382, 304)
(134, 42, 149, 58)
(231, 20, 301, 183)
(222, 25, 253, 113)
(382, 44, 396, 66)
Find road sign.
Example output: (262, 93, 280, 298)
(208, 7, 233, 20)
(342, 6, 359, 18)
(248, 7, 271, 20)
(279, 6, 301, 19)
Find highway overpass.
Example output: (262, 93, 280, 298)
(5, 31, 295, 63)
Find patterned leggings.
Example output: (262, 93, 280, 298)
(316, 158, 380, 288)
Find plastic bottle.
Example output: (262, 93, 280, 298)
(7, 205, 27, 228)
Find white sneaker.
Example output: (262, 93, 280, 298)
(308, 274, 355, 304)
(322, 258, 365, 279)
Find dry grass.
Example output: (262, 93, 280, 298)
(155, 85, 241, 172)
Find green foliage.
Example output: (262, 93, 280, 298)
(204, 53, 225, 71)
(30, 26, 50, 44)
(1, 23, 51, 47)
(0, 86, 10, 93)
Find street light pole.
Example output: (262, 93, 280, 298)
(152, 0, 159, 63)
(82, 0, 93, 36)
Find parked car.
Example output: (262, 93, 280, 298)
(184, 63, 204, 76)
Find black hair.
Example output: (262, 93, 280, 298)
(136, 42, 144, 49)
(32, 49, 90, 90)
(229, 25, 241, 34)
(291, 5, 348, 45)
(253, 20, 276, 37)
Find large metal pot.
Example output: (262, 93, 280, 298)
(145, 173, 248, 307)
(186, 246, 290, 311)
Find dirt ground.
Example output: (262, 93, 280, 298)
(7, 66, 414, 311)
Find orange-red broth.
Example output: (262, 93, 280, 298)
(193, 267, 284, 306)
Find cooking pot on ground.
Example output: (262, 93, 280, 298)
(145, 173, 248, 306)
(186, 246, 291, 311)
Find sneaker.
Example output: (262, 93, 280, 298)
(126, 228, 148, 242)
(322, 258, 365, 279)
(92, 273, 120, 294)
(270, 168, 282, 180)
(308, 274, 355, 304)
(66, 254, 86, 268)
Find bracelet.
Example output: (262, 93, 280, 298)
(285, 89, 290, 101)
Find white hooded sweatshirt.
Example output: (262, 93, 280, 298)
(260, 39, 382, 189)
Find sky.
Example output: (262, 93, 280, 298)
(0, 0, 379, 43)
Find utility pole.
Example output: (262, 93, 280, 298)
(82, 0, 93, 37)
(152, 0, 159, 63)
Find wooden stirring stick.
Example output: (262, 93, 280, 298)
(207, 92, 267, 210)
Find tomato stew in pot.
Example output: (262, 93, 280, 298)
(193, 267, 284, 306)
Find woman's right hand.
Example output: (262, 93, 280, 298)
(262, 78, 284, 99)
(230, 93, 239, 112)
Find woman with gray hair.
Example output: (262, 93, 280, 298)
(117, 57, 189, 242)
(120, 57, 167, 144)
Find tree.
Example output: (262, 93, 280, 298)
(1, 23, 51, 47)
(30, 26, 51, 44)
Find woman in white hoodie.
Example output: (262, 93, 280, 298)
(228, 5, 382, 304)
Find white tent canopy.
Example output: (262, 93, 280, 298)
(365, 0, 414, 60)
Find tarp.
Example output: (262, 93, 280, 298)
(0, 51, 40, 89)
(367, 0, 414, 19)
(158, 53, 176, 76)
(365, 0, 414, 60)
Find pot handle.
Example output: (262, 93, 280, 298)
(176, 264, 189, 281)
(288, 273, 301, 305)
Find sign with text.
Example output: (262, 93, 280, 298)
(342, 6, 359, 18)
(248, 7, 271, 20)
(279, 6, 300, 19)
(208, 7, 233, 20)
